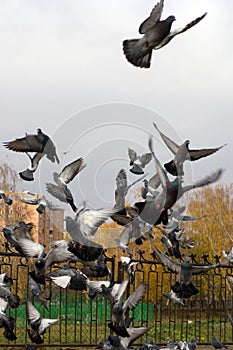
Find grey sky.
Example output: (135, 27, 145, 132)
(0, 0, 232, 212)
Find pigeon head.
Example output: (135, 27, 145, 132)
(166, 15, 176, 24)
(35, 258, 45, 269)
(37, 128, 42, 133)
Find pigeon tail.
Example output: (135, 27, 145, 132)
(171, 282, 199, 299)
(123, 39, 152, 68)
(19, 169, 34, 181)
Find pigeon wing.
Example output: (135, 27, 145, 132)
(121, 327, 150, 349)
(189, 144, 226, 161)
(39, 318, 59, 334)
(128, 148, 137, 163)
(16, 238, 44, 258)
(46, 183, 68, 203)
(3, 134, 43, 153)
(154, 12, 207, 50)
(59, 157, 86, 184)
(77, 208, 118, 237)
(139, 0, 164, 34)
(182, 169, 223, 193)
(50, 275, 72, 288)
(153, 123, 179, 155)
(27, 301, 41, 324)
(123, 283, 146, 312)
(45, 246, 75, 268)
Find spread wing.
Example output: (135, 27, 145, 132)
(59, 157, 86, 184)
(3, 134, 43, 153)
(154, 13, 207, 50)
(27, 301, 41, 324)
(139, 0, 164, 34)
(153, 123, 179, 155)
(189, 144, 226, 161)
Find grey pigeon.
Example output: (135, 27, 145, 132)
(107, 326, 150, 350)
(46, 157, 86, 212)
(26, 301, 59, 344)
(211, 336, 228, 350)
(4, 128, 59, 163)
(48, 267, 87, 290)
(0, 189, 12, 205)
(123, 1, 207, 68)
(188, 338, 197, 350)
(153, 123, 226, 176)
(108, 283, 146, 337)
(20, 194, 61, 213)
(0, 298, 17, 341)
(65, 216, 104, 262)
(19, 152, 44, 181)
(128, 148, 152, 175)
(151, 243, 219, 298)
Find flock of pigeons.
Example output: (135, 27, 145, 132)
(1, 118, 227, 349)
(0, 1, 230, 349)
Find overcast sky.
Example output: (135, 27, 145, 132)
(0, 0, 232, 211)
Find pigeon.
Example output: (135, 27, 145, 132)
(107, 327, 150, 349)
(0, 285, 20, 309)
(4, 128, 60, 163)
(28, 275, 50, 309)
(123, 0, 207, 68)
(221, 247, 233, 265)
(128, 148, 152, 175)
(151, 243, 219, 298)
(0, 298, 17, 341)
(74, 205, 118, 238)
(19, 152, 45, 181)
(48, 267, 87, 290)
(108, 283, 146, 337)
(120, 256, 137, 283)
(0, 189, 12, 205)
(86, 278, 129, 305)
(211, 336, 228, 349)
(153, 123, 226, 176)
(0, 273, 13, 288)
(111, 169, 146, 226)
(20, 193, 61, 213)
(46, 157, 86, 212)
(188, 338, 197, 350)
(26, 301, 59, 344)
(65, 216, 104, 262)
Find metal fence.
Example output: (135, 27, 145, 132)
(0, 250, 233, 348)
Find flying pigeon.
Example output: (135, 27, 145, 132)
(4, 128, 59, 163)
(128, 148, 152, 175)
(153, 123, 226, 176)
(107, 326, 150, 350)
(0, 190, 12, 205)
(20, 194, 61, 213)
(46, 157, 86, 212)
(151, 243, 219, 298)
(65, 216, 104, 262)
(19, 152, 45, 181)
(123, 0, 207, 68)
(26, 301, 59, 344)
(0, 298, 17, 341)
(48, 267, 87, 290)
(108, 283, 146, 337)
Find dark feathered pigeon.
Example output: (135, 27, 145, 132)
(188, 338, 198, 350)
(4, 128, 59, 163)
(123, 0, 207, 68)
(26, 301, 58, 344)
(153, 123, 226, 176)
(211, 336, 228, 350)
(46, 157, 86, 212)
(0, 190, 12, 205)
